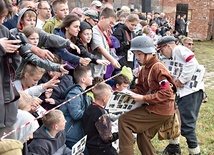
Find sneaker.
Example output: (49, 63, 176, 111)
(156, 144, 181, 155)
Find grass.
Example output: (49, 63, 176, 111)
(134, 40, 214, 155)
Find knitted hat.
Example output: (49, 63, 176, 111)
(79, 21, 92, 32)
(120, 66, 133, 82)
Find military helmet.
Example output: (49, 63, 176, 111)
(129, 36, 156, 54)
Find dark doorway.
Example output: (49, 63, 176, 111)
(176, 3, 189, 36)
(141, 0, 151, 13)
(207, 10, 214, 40)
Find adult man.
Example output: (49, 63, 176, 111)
(84, 9, 99, 26)
(182, 37, 194, 51)
(36, 1, 52, 29)
(118, 36, 177, 155)
(157, 36, 204, 155)
(90, 0, 102, 13)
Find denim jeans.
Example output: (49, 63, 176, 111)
(177, 90, 203, 148)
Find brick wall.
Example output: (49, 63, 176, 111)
(153, 0, 214, 40)
(68, 0, 214, 40)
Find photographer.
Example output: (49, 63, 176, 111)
(0, 0, 23, 139)
(159, 21, 172, 36)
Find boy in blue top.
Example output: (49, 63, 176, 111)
(60, 66, 93, 149)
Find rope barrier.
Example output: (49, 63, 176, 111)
(0, 73, 121, 140)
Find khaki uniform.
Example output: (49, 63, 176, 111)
(119, 56, 176, 155)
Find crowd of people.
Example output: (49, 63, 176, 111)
(0, 0, 205, 155)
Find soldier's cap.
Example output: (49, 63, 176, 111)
(157, 36, 177, 49)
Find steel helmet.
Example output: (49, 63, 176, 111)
(129, 36, 156, 54)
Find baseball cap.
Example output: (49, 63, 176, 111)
(91, 0, 102, 7)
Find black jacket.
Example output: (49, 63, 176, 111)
(28, 125, 72, 155)
(38, 74, 74, 110)
(113, 24, 135, 69)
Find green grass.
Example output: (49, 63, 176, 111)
(134, 41, 214, 155)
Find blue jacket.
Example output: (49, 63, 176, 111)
(3, 14, 18, 30)
(53, 28, 80, 65)
(59, 84, 91, 144)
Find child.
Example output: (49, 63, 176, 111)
(90, 7, 121, 78)
(59, 66, 92, 149)
(28, 110, 72, 155)
(10, 8, 79, 70)
(38, 54, 74, 111)
(113, 74, 130, 91)
(16, 26, 66, 78)
(43, 0, 69, 34)
(14, 62, 59, 97)
(82, 83, 118, 155)
(87, 76, 104, 102)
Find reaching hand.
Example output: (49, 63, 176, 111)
(42, 75, 60, 89)
(45, 98, 55, 105)
(59, 64, 69, 74)
(0, 37, 21, 53)
(70, 42, 80, 54)
(96, 59, 110, 65)
(31, 46, 55, 61)
(111, 59, 121, 69)
(38, 49, 55, 61)
(30, 97, 42, 112)
(79, 57, 91, 66)
(45, 88, 53, 98)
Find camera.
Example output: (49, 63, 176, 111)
(10, 32, 31, 56)
(162, 21, 172, 32)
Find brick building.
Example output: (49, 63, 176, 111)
(69, 0, 214, 40)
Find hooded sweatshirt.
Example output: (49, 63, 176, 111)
(28, 125, 71, 155)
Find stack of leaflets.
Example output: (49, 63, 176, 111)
(162, 59, 205, 91)
(105, 90, 147, 113)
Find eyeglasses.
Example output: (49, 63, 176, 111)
(186, 43, 194, 46)
(39, 7, 51, 11)
(73, 12, 83, 18)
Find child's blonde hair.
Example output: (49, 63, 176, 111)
(93, 83, 111, 101)
(17, 91, 32, 111)
(19, 62, 45, 79)
(42, 110, 63, 130)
